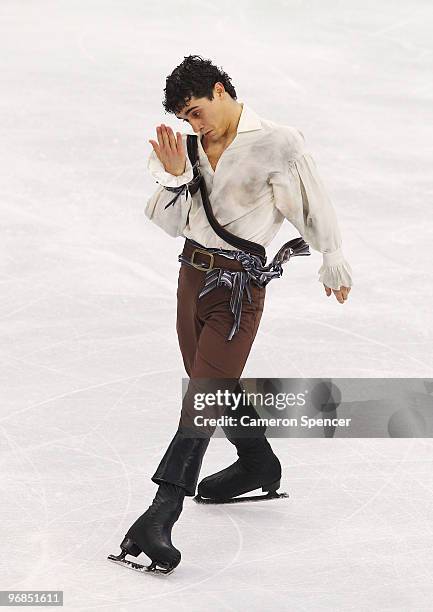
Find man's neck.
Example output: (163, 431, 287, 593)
(203, 101, 243, 148)
(222, 101, 243, 141)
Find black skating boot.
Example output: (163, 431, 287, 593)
(196, 437, 283, 503)
(108, 430, 210, 574)
(196, 383, 287, 504)
(119, 482, 185, 573)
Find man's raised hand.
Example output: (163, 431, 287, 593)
(149, 124, 186, 177)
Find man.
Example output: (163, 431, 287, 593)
(108, 55, 353, 575)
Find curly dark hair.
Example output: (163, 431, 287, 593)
(162, 55, 237, 115)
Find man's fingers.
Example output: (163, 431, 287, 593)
(334, 287, 352, 303)
(323, 284, 351, 303)
(157, 124, 181, 156)
(341, 286, 351, 300)
(156, 126, 164, 150)
(149, 139, 159, 152)
(149, 139, 162, 162)
(333, 289, 344, 303)
(159, 124, 171, 151)
(165, 126, 178, 152)
(161, 124, 174, 152)
(168, 127, 184, 156)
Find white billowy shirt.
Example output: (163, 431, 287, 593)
(144, 102, 353, 290)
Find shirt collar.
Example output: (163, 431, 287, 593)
(236, 102, 262, 133)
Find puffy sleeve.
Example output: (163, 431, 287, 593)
(268, 129, 353, 289)
(144, 134, 195, 237)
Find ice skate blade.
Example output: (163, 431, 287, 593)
(193, 491, 290, 504)
(107, 553, 176, 575)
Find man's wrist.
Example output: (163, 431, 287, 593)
(322, 247, 344, 267)
(167, 160, 187, 177)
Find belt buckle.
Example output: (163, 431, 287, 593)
(190, 248, 214, 271)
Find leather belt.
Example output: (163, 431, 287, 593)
(180, 239, 244, 272)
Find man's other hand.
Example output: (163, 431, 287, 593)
(323, 284, 351, 303)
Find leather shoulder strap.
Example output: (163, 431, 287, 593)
(186, 134, 266, 262)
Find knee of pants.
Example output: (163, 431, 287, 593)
(179, 377, 240, 435)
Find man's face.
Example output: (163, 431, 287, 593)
(175, 88, 225, 139)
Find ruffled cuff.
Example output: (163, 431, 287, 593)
(318, 248, 353, 289)
(147, 148, 194, 188)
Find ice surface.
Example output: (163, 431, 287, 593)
(1, 0, 433, 609)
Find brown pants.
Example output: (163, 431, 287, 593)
(177, 261, 266, 378)
(176, 252, 266, 431)
(151, 243, 266, 495)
